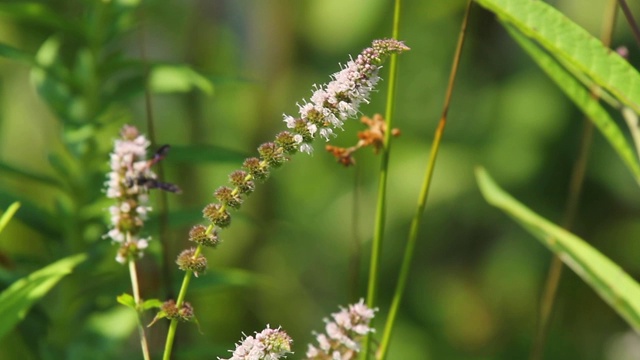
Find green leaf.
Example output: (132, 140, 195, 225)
(116, 293, 136, 309)
(142, 298, 162, 310)
(475, 0, 640, 114)
(0, 42, 33, 65)
(0, 253, 87, 340)
(147, 310, 167, 328)
(476, 167, 640, 331)
(0, 3, 77, 33)
(503, 25, 640, 184)
(149, 64, 214, 95)
(0, 202, 20, 235)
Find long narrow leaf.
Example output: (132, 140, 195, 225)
(0, 253, 87, 340)
(0, 42, 33, 65)
(0, 202, 20, 235)
(476, 167, 640, 331)
(503, 24, 640, 184)
(475, 0, 640, 114)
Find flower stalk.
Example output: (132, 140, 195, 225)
(105, 125, 158, 360)
(159, 39, 409, 360)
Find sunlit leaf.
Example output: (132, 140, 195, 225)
(475, 0, 640, 114)
(142, 299, 162, 310)
(0, 202, 20, 235)
(116, 293, 135, 310)
(0, 253, 87, 340)
(476, 167, 640, 331)
(149, 64, 214, 95)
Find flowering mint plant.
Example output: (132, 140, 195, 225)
(105, 124, 155, 264)
(221, 326, 293, 360)
(138, 38, 409, 359)
(305, 299, 377, 360)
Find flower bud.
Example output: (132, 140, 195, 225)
(214, 186, 243, 209)
(161, 299, 195, 322)
(229, 170, 255, 195)
(258, 142, 286, 168)
(189, 225, 220, 247)
(243, 157, 269, 181)
(176, 248, 207, 276)
(203, 203, 231, 228)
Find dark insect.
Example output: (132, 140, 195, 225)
(127, 144, 182, 194)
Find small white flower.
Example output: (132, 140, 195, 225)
(104, 125, 156, 263)
(221, 326, 292, 360)
(300, 143, 314, 154)
(305, 299, 377, 360)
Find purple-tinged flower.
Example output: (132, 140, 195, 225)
(104, 125, 155, 263)
(221, 325, 293, 360)
(305, 299, 377, 360)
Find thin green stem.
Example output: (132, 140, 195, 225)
(129, 259, 151, 360)
(375, 2, 472, 359)
(162, 241, 203, 360)
(363, 0, 403, 358)
(529, 1, 617, 359)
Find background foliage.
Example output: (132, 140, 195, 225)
(1, 0, 640, 359)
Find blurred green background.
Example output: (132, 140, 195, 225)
(1, 0, 640, 359)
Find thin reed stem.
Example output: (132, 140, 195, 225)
(363, 0, 403, 358)
(529, 1, 617, 359)
(375, 2, 472, 359)
(618, 0, 640, 48)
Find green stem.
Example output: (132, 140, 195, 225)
(129, 259, 151, 360)
(363, 0, 403, 358)
(162, 242, 202, 360)
(375, 2, 472, 359)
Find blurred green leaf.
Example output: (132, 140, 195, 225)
(0, 202, 20, 236)
(168, 144, 248, 164)
(475, 0, 640, 114)
(0, 3, 76, 32)
(0, 43, 33, 65)
(142, 299, 162, 310)
(149, 65, 214, 95)
(476, 167, 640, 332)
(504, 25, 640, 185)
(116, 293, 135, 309)
(0, 253, 87, 341)
(186, 268, 262, 293)
(105, 73, 146, 104)
(0, 191, 62, 239)
(0, 161, 62, 188)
